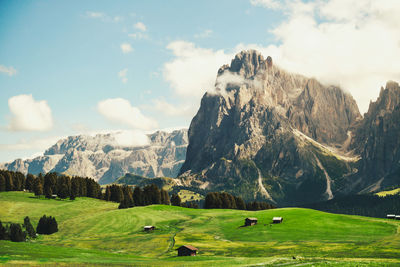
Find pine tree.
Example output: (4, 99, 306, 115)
(57, 183, 69, 199)
(23, 216, 36, 238)
(0, 174, 5, 192)
(4, 172, 13, 191)
(133, 186, 143, 206)
(0, 221, 7, 240)
(10, 223, 25, 242)
(36, 215, 58, 235)
(234, 196, 246, 210)
(160, 189, 170, 205)
(33, 178, 43, 197)
(171, 193, 181, 206)
(45, 185, 53, 199)
(25, 174, 35, 192)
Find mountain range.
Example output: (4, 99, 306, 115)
(1, 129, 187, 184)
(2, 50, 400, 206)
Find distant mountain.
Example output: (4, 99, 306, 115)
(178, 50, 400, 205)
(0, 129, 188, 184)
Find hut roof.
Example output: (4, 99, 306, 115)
(178, 245, 198, 251)
(144, 225, 154, 228)
(273, 217, 282, 220)
(246, 217, 258, 221)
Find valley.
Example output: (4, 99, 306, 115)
(1, 192, 399, 266)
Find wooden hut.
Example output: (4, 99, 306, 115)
(387, 214, 396, 219)
(144, 226, 155, 232)
(245, 217, 258, 226)
(395, 215, 400, 220)
(177, 245, 198, 256)
(272, 217, 283, 223)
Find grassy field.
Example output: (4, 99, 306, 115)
(0, 192, 399, 266)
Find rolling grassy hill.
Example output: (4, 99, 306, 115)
(1, 192, 399, 266)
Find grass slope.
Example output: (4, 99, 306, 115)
(1, 192, 399, 266)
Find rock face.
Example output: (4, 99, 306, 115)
(348, 81, 400, 193)
(1, 129, 188, 184)
(179, 50, 362, 205)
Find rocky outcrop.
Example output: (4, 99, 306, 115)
(348, 81, 400, 192)
(1, 129, 188, 184)
(179, 50, 361, 205)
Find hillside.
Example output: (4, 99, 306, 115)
(1, 192, 399, 266)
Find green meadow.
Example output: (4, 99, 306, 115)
(0, 192, 399, 266)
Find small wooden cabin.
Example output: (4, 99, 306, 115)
(144, 226, 155, 232)
(245, 217, 258, 226)
(272, 217, 283, 224)
(177, 245, 198, 256)
(387, 214, 396, 219)
(395, 215, 400, 220)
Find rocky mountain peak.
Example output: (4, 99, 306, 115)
(366, 81, 400, 117)
(229, 50, 267, 78)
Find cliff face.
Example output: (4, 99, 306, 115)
(179, 50, 362, 205)
(1, 129, 188, 184)
(348, 81, 400, 192)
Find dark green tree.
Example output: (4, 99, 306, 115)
(57, 183, 69, 199)
(10, 223, 25, 242)
(33, 178, 43, 197)
(25, 174, 35, 192)
(160, 189, 170, 205)
(0, 174, 5, 192)
(170, 193, 181, 206)
(133, 186, 144, 206)
(0, 221, 7, 240)
(4, 172, 13, 191)
(36, 215, 58, 235)
(23, 216, 36, 239)
(234, 196, 246, 210)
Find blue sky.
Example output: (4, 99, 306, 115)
(1, 0, 400, 162)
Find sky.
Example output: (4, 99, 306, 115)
(1, 0, 400, 162)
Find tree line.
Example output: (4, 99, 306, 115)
(0, 170, 102, 200)
(205, 192, 276, 210)
(303, 194, 400, 218)
(1, 170, 274, 211)
(0, 215, 58, 242)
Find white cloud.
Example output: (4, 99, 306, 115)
(118, 68, 128, 83)
(152, 98, 194, 117)
(194, 29, 213, 39)
(85, 11, 123, 23)
(250, 0, 282, 10)
(257, 0, 400, 113)
(128, 32, 149, 40)
(134, 22, 147, 31)
(0, 65, 17, 76)
(120, 43, 133, 54)
(86, 11, 105, 18)
(163, 0, 400, 113)
(163, 41, 232, 98)
(97, 98, 157, 130)
(7, 94, 53, 132)
(113, 130, 149, 147)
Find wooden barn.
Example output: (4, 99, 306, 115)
(387, 214, 396, 219)
(272, 217, 283, 223)
(177, 245, 198, 256)
(395, 215, 400, 220)
(245, 217, 258, 226)
(144, 226, 155, 232)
